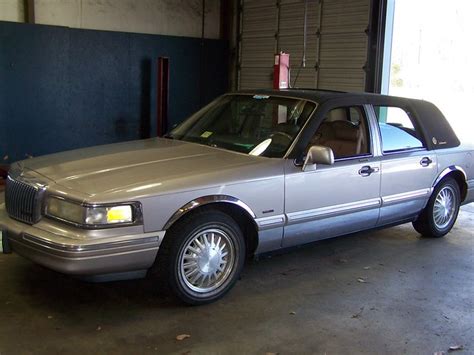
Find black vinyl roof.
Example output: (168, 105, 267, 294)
(238, 88, 351, 103)
(236, 88, 461, 150)
(239, 88, 420, 104)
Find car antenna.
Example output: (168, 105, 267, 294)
(292, 0, 308, 88)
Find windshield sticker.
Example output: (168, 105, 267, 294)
(253, 95, 270, 100)
(200, 131, 213, 138)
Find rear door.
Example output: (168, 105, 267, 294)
(371, 106, 438, 225)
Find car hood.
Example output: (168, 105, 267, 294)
(19, 138, 278, 200)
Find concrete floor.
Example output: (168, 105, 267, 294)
(0, 191, 473, 354)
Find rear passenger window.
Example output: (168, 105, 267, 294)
(374, 106, 424, 153)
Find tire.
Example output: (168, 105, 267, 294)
(413, 177, 461, 238)
(153, 209, 245, 305)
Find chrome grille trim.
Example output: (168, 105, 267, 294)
(5, 175, 43, 224)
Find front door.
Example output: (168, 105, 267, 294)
(283, 105, 382, 247)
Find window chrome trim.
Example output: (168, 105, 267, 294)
(333, 153, 374, 163)
(381, 147, 427, 156)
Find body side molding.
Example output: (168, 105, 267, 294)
(468, 179, 474, 189)
(381, 188, 431, 206)
(255, 214, 286, 230)
(286, 198, 381, 225)
(163, 195, 257, 230)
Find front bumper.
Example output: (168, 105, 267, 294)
(0, 204, 164, 276)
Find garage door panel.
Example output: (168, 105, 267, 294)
(240, 1, 277, 89)
(289, 67, 317, 88)
(319, 33, 367, 69)
(318, 68, 366, 91)
(243, 0, 277, 10)
(241, 36, 277, 68)
(317, 0, 369, 91)
(279, 34, 318, 67)
(279, 1, 319, 36)
(242, 3, 277, 37)
(238, 0, 370, 91)
(240, 67, 273, 90)
(321, 0, 369, 34)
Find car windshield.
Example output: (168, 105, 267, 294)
(168, 94, 317, 158)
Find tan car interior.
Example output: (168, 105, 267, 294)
(309, 107, 369, 159)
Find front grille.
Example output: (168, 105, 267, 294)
(5, 176, 42, 224)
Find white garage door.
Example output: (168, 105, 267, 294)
(238, 0, 370, 91)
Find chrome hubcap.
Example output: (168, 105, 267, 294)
(179, 228, 235, 293)
(433, 186, 456, 229)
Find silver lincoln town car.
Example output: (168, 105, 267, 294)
(1, 89, 473, 304)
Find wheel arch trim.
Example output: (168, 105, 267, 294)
(432, 165, 468, 201)
(432, 165, 467, 187)
(163, 195, 257, 231)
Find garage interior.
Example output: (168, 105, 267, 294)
(0, 0, 473, 354)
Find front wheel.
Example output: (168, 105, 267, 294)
(154, 209, 245, 305)
(413, 177, 461, 238)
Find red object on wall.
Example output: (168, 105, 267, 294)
(273, 52, 290, 89)
(157, 57, 170, 137)
(0, 165, 8, 179)
(0, 165, 8, 189)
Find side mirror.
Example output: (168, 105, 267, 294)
(303, 145, 335, 172)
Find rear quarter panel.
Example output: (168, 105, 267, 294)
(435, 145, 474, 182)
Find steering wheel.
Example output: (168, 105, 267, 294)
(270, 131, 293, 143)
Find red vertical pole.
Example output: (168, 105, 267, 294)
(273, 54, 280, 90)
(157, 57, 170, 137)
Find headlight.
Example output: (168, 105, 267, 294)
(46, 197, 138, 227)
(86, 205, 133, 225)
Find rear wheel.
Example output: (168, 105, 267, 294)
(413, 177, 461, 238)
(154, 209, 245, 305)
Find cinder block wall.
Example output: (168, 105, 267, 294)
(0, 21, 228, 162)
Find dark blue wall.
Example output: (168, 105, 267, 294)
(0, 21, 228, 163)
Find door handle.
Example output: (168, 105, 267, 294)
(358, 165, 379, 177)
(420, 157, 433, 167)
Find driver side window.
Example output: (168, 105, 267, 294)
(308, 106, 371, 159)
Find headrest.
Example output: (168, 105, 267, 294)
(332, 120, 360, 141)
(325, 108, 347, 122)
